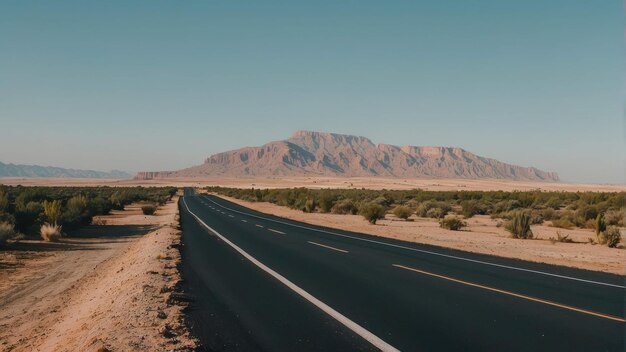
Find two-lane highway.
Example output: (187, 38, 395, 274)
(179, 189, 625, 351)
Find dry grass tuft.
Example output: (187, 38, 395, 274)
(40, 223, 62, 242)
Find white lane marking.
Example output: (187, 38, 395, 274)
(229, 215, 235, 218)
(308, 241, 349, 253)
(182, 197, 399, 352)
(268, 228, 286, 235)
(255, 224, 264, 228)
(202, 195, 624, 289)
(241, 219, 248, 223)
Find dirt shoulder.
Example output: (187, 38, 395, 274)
(0, 198, 196, 351)
(214, 194, 626, 275)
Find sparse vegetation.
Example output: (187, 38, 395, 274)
(207, 187, 626, 240)
(40, 223, 62, 242)
(392, 205, 412, 220)
(439, 216, 467, 231)
(505, 211, 533, 239)
(142, 204, 157, 215)
(0, 185, 177, 240)
(358, 203, 386, 224)
(549, 231, 574, 244)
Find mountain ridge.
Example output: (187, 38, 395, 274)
(135, 131, 559, 181)
(0, 161, 131, 179)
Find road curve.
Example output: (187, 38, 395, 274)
(178, 189, 625, 351)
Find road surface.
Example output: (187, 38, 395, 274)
(178, 189, 625, 351)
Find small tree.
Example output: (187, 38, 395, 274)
(505, 211, 533, 239)
(393, 206, 412, 221)
(43, 200, 62, 225)
(594, 213, 606, 243)
(359, 203, 386, 224)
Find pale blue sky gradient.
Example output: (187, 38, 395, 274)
(1, 1, 624, 183)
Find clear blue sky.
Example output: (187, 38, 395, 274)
(1, 1, 624, 183)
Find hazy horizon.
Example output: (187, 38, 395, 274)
(1, 1, 624, 184)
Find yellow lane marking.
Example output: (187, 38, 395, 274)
(308, 241, 349, 253)
(393, 264, 625, 323)
(268, 228, 286, 235)
(255, 224, 264, 228)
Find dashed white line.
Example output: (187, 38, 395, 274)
(255, 224, 264, 228)
(308, 241, 349, 253)
(182, 197, 399, 352)
(241, 219, 248, 223)
(201, 195, 624, 289)
(268, 228, 286, 235)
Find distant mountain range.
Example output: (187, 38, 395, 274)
(135, 131, 559, 182)
(0, 161, 131, 179)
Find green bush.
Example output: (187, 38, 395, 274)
(439, 216, 467, 231)
(461, 200, 490, 218)
(43, 200, 62, 225)
(600, 226, 621, 248)
(141, 204, 157, 215)
(0, 222, 16, 245)
(392, 205, 412, 220)
(505, 211, 533, 239)
(358, 203, 386, 224)
(331, 199, 357, 215)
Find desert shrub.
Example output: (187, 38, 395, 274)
(14, 201, 44, 233)
(544, 196, 562, 210)
(461, 200, 490, 218)
(142, 204, 157, 215)
(331, 199, 357, 215)
(0, 222, 16, 245)
(318, 191, 337, 213)
(505, 211, 533, 239)
(416, 201, 450, 218)
(604, 209, 625, 226)
(62, 195, 90, 228)
(358, 203, 386, 224)
(392, 206, 413, 220)
(303, 198, 316, 213)
(541, 207, 558, 221)
(43, 200, 62, 225)
(529, 209, 545, 225)
(89, 196, 113, 216)
(40, 223, 62, 242)
(550, 218, 574, 229)
(600, 226, 621, 248)
(439, 216, 467, 231)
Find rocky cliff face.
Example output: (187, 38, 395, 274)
(135, 131, 559, 181)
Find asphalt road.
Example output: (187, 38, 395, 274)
(178, 189, 625, 351)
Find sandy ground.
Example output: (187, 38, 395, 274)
(213, 194, 626, 275)
(1, 176, 625, 192)
(0, 198, 196, 351)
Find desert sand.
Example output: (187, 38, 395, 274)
(213, 193, 626, 275)
(0, 198, 196, 351)
(1, 176, 625, 192)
